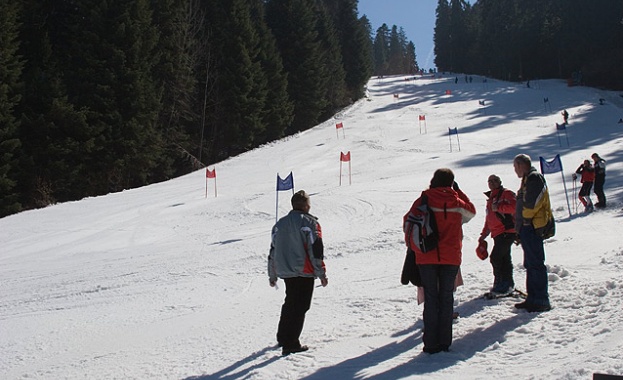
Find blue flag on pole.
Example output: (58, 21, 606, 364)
(540, 154, 563, 174)
(277, 172, 294, 191)
(556, 123, 566, 131)
(448, 127, 458, 135)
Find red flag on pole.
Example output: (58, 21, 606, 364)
(335, 122, 345, 138)
(205, 167, 217, 198)
(419, 115, 425, 121)
(339, 151, 351, 186)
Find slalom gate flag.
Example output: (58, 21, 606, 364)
(277, 172, 294, 191)
(448, 127, 458, 135)
(206, 168, 216, 178)
(340, 151, 351, 162)
(556, 123, 566, 131)
(544, 97, 549, 103)
(336, 122, 343, 129)
(419, 115, 425, 121)
(540, 154, 563, 174)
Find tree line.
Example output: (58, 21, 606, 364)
(434, 0, 623, 88)
(2, 0, 419, 218)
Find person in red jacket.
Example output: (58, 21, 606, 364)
(478, 175, 517, 297)
(403, 168, 476, 354)
(572, 159, 595, 212)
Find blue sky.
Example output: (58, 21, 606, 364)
(357, 0, 438, 70)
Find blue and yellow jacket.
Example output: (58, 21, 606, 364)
(517, 167, 553, 231)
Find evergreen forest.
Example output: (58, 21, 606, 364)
(1, 0, 621, 218)
(434, 0, 623, 88)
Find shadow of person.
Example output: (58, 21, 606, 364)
(183, 345, 280, 380)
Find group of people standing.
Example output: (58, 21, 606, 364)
(266, 152, 607, 357)
(402, 154, 555, 354)
(573, 153, 607, 211)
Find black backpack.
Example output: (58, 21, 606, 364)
(404, 194, 439, 253)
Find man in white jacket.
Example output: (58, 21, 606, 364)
(268, 190, 328, 356)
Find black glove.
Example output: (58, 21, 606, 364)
(514, 234, 521, 246)
(452, 181, 460, 191)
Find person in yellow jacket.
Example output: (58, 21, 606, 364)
(512, 154, 553, 312)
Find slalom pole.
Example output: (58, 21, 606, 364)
(565, 129, 570, 147)
(349, 159, 352, 185)
(560, 171, 572, 217)
(339, 161, 342, 186)
(275, 178, 279, 224)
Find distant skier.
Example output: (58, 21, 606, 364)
(572, 160, 595, 212)
(561, 110, 569, 124)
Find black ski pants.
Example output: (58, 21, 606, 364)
(490, 232, 515, 290)
(276, 277, 314, 350)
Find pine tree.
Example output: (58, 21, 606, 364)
(266, 0, 327, 133)
(250, 0, 294, 144)
(151, 0, 204, 175)
(372, 24, 390, 75)
(315, 0, 348, 118)
(17, 0, 91, 207)
(330, 0, 372, 99)
(63, 0, 163, 193)
(0, 0, 24, 217)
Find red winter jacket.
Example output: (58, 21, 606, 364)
(404, 187, 476, 266)
(480, 187, 517, 239)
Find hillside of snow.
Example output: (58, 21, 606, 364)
(1, 74, 623, 379)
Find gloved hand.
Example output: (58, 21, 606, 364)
(320, 277, 328, 287)
(478, 234, 486, 243)
(514, 234, 521, 246)
(269, 279, 277, 287)
(572, 173, 577, 181)
(452, 181, 460, 191)
(476, 240, 488, 260)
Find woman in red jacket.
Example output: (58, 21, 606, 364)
(573, 159, 595, 212)
(404, 168, 476, 354)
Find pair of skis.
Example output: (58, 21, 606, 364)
(483, 288, 527, 300)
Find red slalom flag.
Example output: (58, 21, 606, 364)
(339, 151, 351, 186)
(335, 122, 345, 138)
(419, 115, 425, 121)
(205, 167, 217, 198)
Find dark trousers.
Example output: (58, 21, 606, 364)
(276, 277, 314, 349)
(594, 175, 606, 206)
(490, 233, 515, 290)
(519, 225, 550, 306)
(418, 264, 459, 351)
(578, 182, 593, 207)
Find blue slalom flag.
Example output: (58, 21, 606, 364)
(544, 97, 549, 103)
(276, 172, 294, 191)
(540, 154, 563, 174)
(556, 123, 566, 130)
(448, 127, 458, 135)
